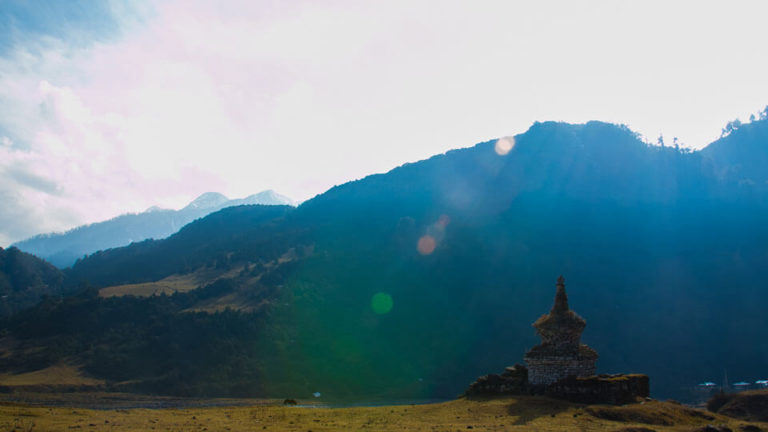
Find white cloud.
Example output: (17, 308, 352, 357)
(1, 0, 768, 245)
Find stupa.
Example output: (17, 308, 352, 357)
(466, 276, 649, 403)
(524, 275, 598, 385)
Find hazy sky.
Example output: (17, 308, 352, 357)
(1, 0, 768, 246)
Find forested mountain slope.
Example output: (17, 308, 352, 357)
(0, 247, 65, 318)
(4, 119, 768, 402)
(12, 190, 294, 268)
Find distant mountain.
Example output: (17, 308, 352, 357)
(4, 118, 768, 402)
(12, 190, 295, 268)
(182, 191, 231, 210)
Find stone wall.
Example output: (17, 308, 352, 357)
(465, 366, 650, 405)
(465, 364, 528, 397)
(543, 374, 650, 405)
(525, 356, 597, 385)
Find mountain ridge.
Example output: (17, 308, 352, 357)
(11, 190, 295, 268)
(3, 118, 768, 401)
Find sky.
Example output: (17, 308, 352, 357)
(1, 0, 768, 246)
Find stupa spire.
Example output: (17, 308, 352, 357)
(551, 275, 570, 314)
(525, 276, 598, 385)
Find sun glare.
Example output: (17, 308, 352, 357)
(494, 137, 515, 155)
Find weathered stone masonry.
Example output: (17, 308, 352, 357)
(465, 276, 649, 404)
(525, 357, 596, 386)
(524, 275, 598, 386)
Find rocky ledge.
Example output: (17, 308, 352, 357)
(542, 373, 650, 405)
(465, 364, 650, 405)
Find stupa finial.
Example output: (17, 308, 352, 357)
(551, 275, 569, 314)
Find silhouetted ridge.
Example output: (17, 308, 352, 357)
(4, 118, 768, 402)
(701, 116, 768, 186)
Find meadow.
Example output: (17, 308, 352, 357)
(0, 394, 764, 432)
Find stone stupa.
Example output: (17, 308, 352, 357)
(524, 275, 598, 386)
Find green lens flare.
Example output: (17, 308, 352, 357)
(371, 292, 393, 314)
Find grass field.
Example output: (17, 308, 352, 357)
(0, 364, 103, 387)
(0, 394, 765, 432)
(98, 250, 297, 300)
(97, 265, 243, 298)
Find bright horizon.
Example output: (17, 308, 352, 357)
(1, 0, 768, 246)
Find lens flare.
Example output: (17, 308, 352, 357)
(436, 214, 451, 228)
(371, 292, 394, 314)
(417, 235, 436, 255)
(494, 136, 515, 155)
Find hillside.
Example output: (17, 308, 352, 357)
(12, 190, 294, 268)
(0, 247, 66, 318)
(701, 115, 768, 187)
(3, 119, 768, 402)
(709, 389, 768, 422)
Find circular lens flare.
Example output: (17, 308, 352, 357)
(371, 292, 394, 314)
(494, 137, 515, 155)
(417, 235, 436, 255)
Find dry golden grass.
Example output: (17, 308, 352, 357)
(98, 248, 300, 299)
(0, 395, 764, 432)
(98, 274, 202, 298)
(98, 265, 246, 298)
(0, 364, 103, 387)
